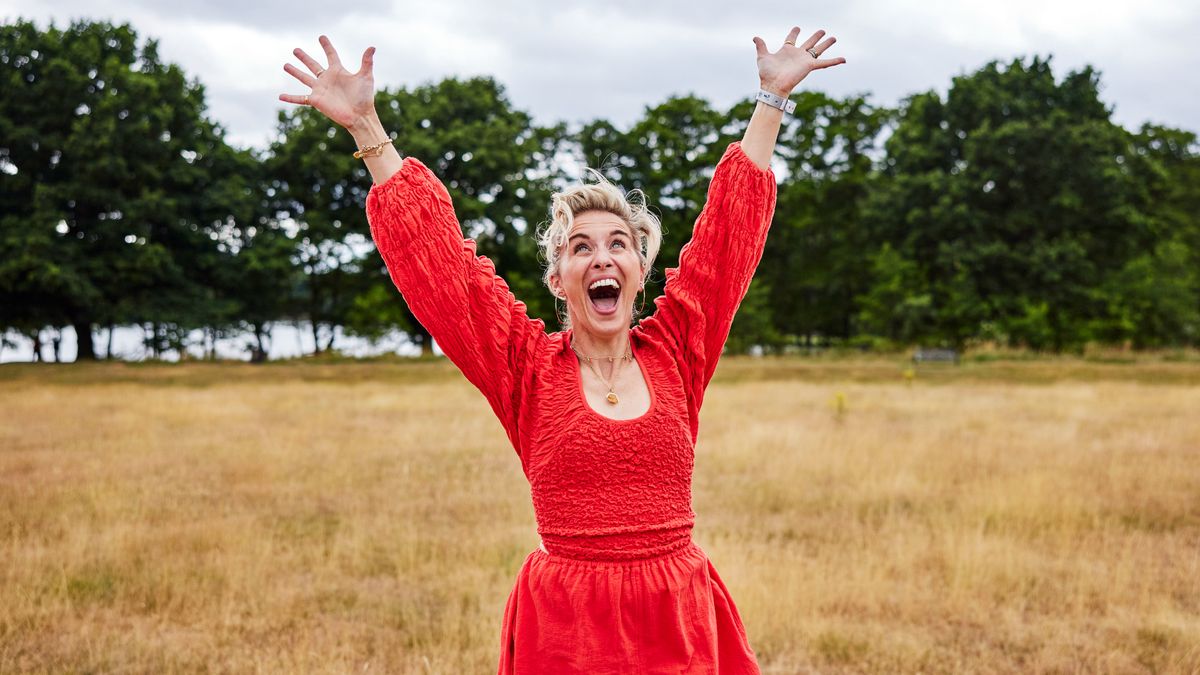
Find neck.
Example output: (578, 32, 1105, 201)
(570, 327, 629, 360)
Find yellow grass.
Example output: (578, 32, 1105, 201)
(1, 357, 1198, 673)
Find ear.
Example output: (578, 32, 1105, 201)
(549, 272, 563, 298)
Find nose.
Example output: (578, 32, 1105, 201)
(592, 246, 614, 268)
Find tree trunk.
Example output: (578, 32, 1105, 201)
(105, 323, 115, 360)
(251, 322, 269, 363)
(30, 329, 42, 363)
(206, 326, 216, 360)
(310, 320, 322, 355)
(51, 328, 63, 362)
(73, 321, 97, 361)
(416, 326, 433, 357)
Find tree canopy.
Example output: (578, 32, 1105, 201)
(3, 20, 1197, 361)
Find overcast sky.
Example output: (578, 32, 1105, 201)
(3, 1, 1198, 149)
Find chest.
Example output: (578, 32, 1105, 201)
(577, 355, 652, 421)
(521, 337, 695, 482)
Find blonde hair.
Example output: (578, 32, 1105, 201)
(536, 168, 663, 329)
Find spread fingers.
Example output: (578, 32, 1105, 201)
(293, 47, 324, 75)
(284, 63, 316, 88)
(319, 35, 343, 69)
(278, 93, 309, 106)
(812, 36, 837, 57)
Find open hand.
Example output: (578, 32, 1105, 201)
(279, 35, 377, 129)
(752, 27, 846, 97)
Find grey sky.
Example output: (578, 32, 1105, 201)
(3, 1, 1198, 149)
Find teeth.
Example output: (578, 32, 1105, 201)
(589, 278, 620, 291)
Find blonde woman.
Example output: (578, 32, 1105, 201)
(280, 26, 845, 673)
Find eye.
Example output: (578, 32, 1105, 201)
(611, 239, 626, 249)
(573, 242, 590, 253)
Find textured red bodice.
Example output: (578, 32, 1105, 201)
(365, 141, 776, 562)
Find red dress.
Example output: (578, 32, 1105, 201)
(366, 141, 777, 673)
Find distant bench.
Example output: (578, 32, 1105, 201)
(912, 347, 960, 364)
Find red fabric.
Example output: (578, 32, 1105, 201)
(366, 141, 777, 673)
(500, 543, 758, 673)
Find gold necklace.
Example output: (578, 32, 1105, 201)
(570, 338, 632, 405)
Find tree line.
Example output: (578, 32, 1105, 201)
(2, 19, 1197, 361)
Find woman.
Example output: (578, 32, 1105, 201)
(280, 27, 845, 673)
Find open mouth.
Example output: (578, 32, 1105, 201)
(587, 279, 621, 315)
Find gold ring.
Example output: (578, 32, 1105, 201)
(315, 68, 325, 77)
(784, 40, 796, 46)
(806, 47, 819, 58)
(303, 95, 310, 105)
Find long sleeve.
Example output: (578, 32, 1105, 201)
(638, 141, 778, 415)
(365, 156, 548, 458)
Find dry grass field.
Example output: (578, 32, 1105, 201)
(1, 355, 1198, 673)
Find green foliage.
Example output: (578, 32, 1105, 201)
(0, 18, 252, 358)
(342, 282, 412, 344)
(726, 278, 784, 354)
(855, 243, 933, 342)
(861, 55, 1192, 350)
(1104, 124, 1200, 347)
(1093, 239, 1200, 347)
(268, 76, 567, 353)
(3, 18, 1197, 360)
(763, 92, 893, 344)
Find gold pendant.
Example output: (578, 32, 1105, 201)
(606, 392, 619, 405)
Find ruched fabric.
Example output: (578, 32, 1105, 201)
(365, 140, 777, 673)
(499, 543, 759, 674)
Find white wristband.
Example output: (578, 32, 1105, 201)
(755, 89, 796, 115)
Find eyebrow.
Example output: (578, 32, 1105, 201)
(568, 229, 631, 243)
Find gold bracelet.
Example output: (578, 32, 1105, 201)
(353, 137, 393, 159)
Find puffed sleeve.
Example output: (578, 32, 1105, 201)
(638, 141, 777, 414)
(365, 156, 548, 458)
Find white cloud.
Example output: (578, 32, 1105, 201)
(3, 0, 1197, 148)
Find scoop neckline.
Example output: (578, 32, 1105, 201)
(567, 328, 658, 424)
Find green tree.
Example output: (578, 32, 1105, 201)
(575, 92, 892, 353)
(865, 56, 1148, 350)
(854, 242, 933, 343)
(1090, 124, 1200, 346)
(205, 145, 301, 361)
(760, 91, 892, 347)
(270, 76, 565, 355)
(0, 19, 241, 359)
(1094, 240, 1199, 347)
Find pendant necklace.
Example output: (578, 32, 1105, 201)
(571, 338, 632, 405)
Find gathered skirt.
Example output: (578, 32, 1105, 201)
(498, 541, 761, 674)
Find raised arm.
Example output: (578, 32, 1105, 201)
(279, 35, 402, 184)
(280, 38, 546, 458)
(638, 27, 846, 415)
(743, 26, 847, 169)
(365, 160, 548, 456)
